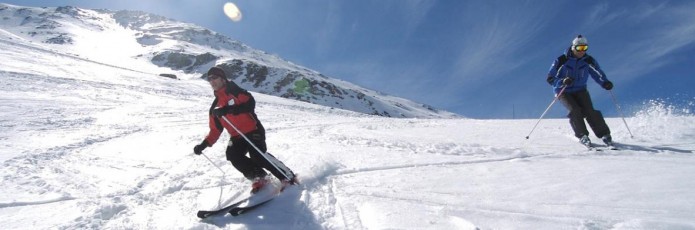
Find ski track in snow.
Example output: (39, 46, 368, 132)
(96, 116, 695, 229)
(2, 72, 694, 229)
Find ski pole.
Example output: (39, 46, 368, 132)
(525, 85, 567, 139)
(202, 153, 226, 176)
(608, 90, 634, 138)
(201, 153, 228, 188)
(219, 116, 293, 180)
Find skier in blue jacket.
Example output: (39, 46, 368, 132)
(546, 35, 614, 147)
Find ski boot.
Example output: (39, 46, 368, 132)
(601, 134, 613, 146)
(579, 135, 592, 148)
(250, 176, 269, 194)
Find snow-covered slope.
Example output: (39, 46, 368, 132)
(3, 3, 695, 230)
(0, 3, 458, 118)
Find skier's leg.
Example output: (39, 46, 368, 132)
(575, 90, 611, 138)
(586, 110, 610, 138)
(559, 92, 589, 138)
(226, 137, 267, 180)
(245, 130, 295, 181)
(259, 151, 296, 182)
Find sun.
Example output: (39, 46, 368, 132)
(223, 2, 242, 22)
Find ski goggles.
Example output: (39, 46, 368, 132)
(573, 45, 589, 51)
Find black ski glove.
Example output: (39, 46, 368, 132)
(213, 104, 248, 117)
(602, 81, 613, 90)
(562, 77, 573, 86)
(193, 140, 208, 155)
(212, 106, 232, 117)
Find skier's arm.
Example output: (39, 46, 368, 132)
(546, 59, 562, 86)
(228, 91, 255, 115)
(212, 91, 256, 116)
(204, 112, 224, 146)
(587, 58, 608, 85)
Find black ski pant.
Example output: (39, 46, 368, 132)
(225, 129, 293, 181)
(558, 89, 610, 139)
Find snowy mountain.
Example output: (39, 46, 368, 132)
(0, 3, 458, 118)
(2, 3, 695, 230)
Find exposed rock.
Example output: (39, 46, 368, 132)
(151, 51, 218, 73)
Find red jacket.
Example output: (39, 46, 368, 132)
(204, 82, 260, 146)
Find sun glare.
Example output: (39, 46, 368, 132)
(223, 2, 242, 22)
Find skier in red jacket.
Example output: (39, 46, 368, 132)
(193, 66, 296, 193)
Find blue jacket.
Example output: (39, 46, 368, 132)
(547, 47, 609, 94)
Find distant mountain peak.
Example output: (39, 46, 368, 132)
(0, 4, 459, 118)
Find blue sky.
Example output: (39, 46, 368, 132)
(6, 0, 695, 118)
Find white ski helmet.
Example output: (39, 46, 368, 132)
(572, 35, 588, 46)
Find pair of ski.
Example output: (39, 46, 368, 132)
(197, 187, 283, 218)
(582, 142, 619, 151)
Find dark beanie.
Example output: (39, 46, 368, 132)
(207, 66, 227, 80)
